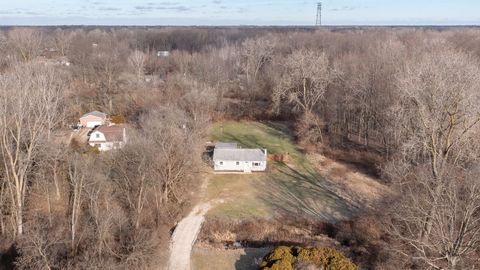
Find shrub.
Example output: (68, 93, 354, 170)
(69, 137, 82, 150)
(86, 146, 100, 155)
(111, 114, 126, 124)
(260, 246, 357, 270)
(259, 246, 295, 270)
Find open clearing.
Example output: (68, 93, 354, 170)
(182, 121, 389, 270)
(206, 121, 371, 221)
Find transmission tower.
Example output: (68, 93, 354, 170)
(316, 2, 322, 26)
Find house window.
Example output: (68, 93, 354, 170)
(219, 161, 223, 165)
(253, 162, 261, 166)
(95, 144, 101, 148)
(236, 161, 240, 165)
(96, 133, 100, 138)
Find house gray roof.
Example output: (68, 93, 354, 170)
(81, 111, 107, 119)
(213, 148, 266, 162)
(215, 142, 238, 149)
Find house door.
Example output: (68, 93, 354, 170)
(243, 161, 252, 173)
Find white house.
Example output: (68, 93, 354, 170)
(88, 125, 126, 151)
(79, 111, 107, 128)
(213, 142, 267, 172)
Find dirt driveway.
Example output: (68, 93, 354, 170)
(168, 202, 212, 270)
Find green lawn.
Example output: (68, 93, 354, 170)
(206, 121, 357, 221)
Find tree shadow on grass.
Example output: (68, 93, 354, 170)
(260, 162, 360, 222)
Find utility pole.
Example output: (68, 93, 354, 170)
(316, 2, 322, 26)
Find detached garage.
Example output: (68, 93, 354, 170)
(79, 111, 107, 128)
(213, 142, 267, 172)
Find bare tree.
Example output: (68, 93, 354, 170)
(385, 44, 480, 270)
(395, 44, 480, 180)
(178, 78, 216, 131)
(67, 153, 91, 254)
(386, 164, 480, 269)
(273, 49, 336, 115)
(240, 36, 277, 88)
(128, 50, 147, 81)
(82, 174, 120, 258)
(140, 107, 201, 205)
(8, 28, 43, 62)
(91, 37, 128, 112)
(0, 179, 8, 236)
(0, 63, 64, 236)
(53, 28, 73, 56)
(16, 217, 64, 270)
(110, 135, 156, 230)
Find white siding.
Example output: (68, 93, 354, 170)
(214, 160, 266, 172)
(89, 131, 106, 142)
(88, 141, 125, 151)
(86, 121, 103, 128)
(88, 131, 125, 151)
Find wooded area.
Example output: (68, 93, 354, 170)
(0, 26, 480, 269)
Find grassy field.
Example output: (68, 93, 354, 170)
(206, 121, 357, 221)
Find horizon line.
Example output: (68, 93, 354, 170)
(0, 24, 479, 27)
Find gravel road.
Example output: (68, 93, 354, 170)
(168, 202, 212, 270)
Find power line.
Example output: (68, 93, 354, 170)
(316, 2, 322, 26)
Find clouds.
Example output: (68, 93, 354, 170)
(329, 6, 357, 12)
(0, 0, 261, 20)
(98, 7, 121, 11)
(0, 0, 479, 26)
(133, 2, 191, 13)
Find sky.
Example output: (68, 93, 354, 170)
(0, 0, 479, 26)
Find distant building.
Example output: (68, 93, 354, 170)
(88, 125, 127, 151)
(157, 50, 170, 57)
(79, 111, 107, 128)
(213, 142, 267, 172)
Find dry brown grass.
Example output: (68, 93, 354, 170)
(330, 166, 349, 178)
(199, 216, 340, 248)
(198, 214, 387, 269)
(307, 152, 390, 211)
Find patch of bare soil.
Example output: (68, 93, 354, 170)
(307, 153, 390, 211)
